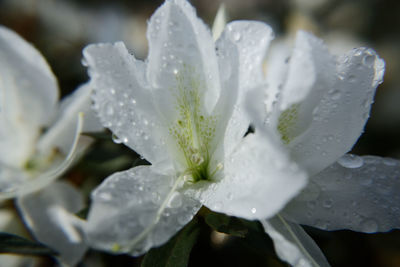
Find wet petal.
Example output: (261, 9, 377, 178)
(0, 26, 59, 167)
(262, 216, 330, 267)
(214, 21, 274, 159)
(284, 155, 400, 232)
(146, 0, 220, 120)
(194, 133, 307, 220)
(84, 42, 169, 165)
(288, 46, 384, 175)
(86, 165, 201, 256)
(17, 181, 87, 266)
(37, 84, 102, 156)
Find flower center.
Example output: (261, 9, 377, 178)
(169, 68, 218, 183)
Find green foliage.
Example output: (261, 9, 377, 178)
(204, 211, 248, 238)
(141, 217, 201, 267)
(0, 232, 58, 256)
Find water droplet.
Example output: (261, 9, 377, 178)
(359, 218, 378, 233)
(232, 31, 241, 42)
(151, 192, 161, 204)
(112, 134, 122, 144)
(360, 176, 372, 186)
(251, 208, 257, 214)
(383, 158, 397, 166)
(81, 58, 88, 67)
(168, 192, 182, 208)
(348, 74, 356, 82)
(362, 52, 375, 67)
(323, 198, 333, 208)
(329, 90, 341, 100)
(106, 104, 114, 116)
(98, 192, 112, 201)
(338, 154, 364, 168)
(131, 98, 137, 104)
(110, 88, 116, 95)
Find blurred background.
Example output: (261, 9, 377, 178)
(1, 0, 400, 266)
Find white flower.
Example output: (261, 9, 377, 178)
(83, 0, 308, 255)
(0, 25, 101, 265)
(246, 31, 397, 266)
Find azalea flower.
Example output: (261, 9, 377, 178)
(244, 30, 398, 266)
(83, 0, 308, 255)
(0, 26, 101, 266)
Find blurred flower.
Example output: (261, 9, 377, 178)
(0, 26, 101, 265)
(84, 0, 307, 255)
(246, 29, 399, 266)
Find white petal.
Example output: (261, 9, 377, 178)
(262, 215, 330, 267)
(214, 21, 274, 159)
(288, 46, 384, 175)
(0, 26, 59, 126)
(270, 31, 336, 144)
(146, 0, 220, 118)
(284, 155, 400, 233)
(86, 165, 201, 256)
(37, 84, 102, 156)
(17, 181, 87, 266)
(223, 21, 274, 91)
(84, 43, 169, 165)
(211, 3, 227, 41)
(193, 133, 307, 220)
(0, 26, 59, 167)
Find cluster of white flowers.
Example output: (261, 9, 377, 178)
(1, 0, 399, 266)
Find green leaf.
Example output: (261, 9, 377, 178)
(75, 207, 89, 220)
(205, 211, 248, 237)
(141, 217, 201, 267)
(0, 232, 58, 256)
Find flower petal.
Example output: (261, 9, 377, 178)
(283, 155, 400, 232)
(86, 165, 201, 256)
(37, 84, 102, 156)
(194, 133, 307, 220)
(0, 26, 59, 126)
(262, 215, 330, 267)
(214, 21, 274, 159)
(0, 26, 59, 167)
(287, 44, 384, 175)
(224, 21, 274, 91)
(84, 42, 169, 165)
(146, 0, 220, 118)
(269, 31, 336, 146)
(17, 181, 87, 266)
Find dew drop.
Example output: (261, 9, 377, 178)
(362, 52, 375, 67)
(168, 192, 182, 208)
(232, 31, 241, 42)
(360, 176, 372, 186)
(383, 158, 397, 166)
(112, 134, 122, 144)
(329, 90, 341, 100)
(106, 104, 114, 116)
(99, 192, 112, 201)
(322, 198, 333, 208)
(338, 154, 364, 168)
(359, 218, 378, 233)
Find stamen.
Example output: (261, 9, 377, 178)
(0, 113, 84, 200)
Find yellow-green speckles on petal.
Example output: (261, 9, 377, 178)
(111, 243, 121, 252)
(168, 66, 217, 183)
(277, 103, 299, 145)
